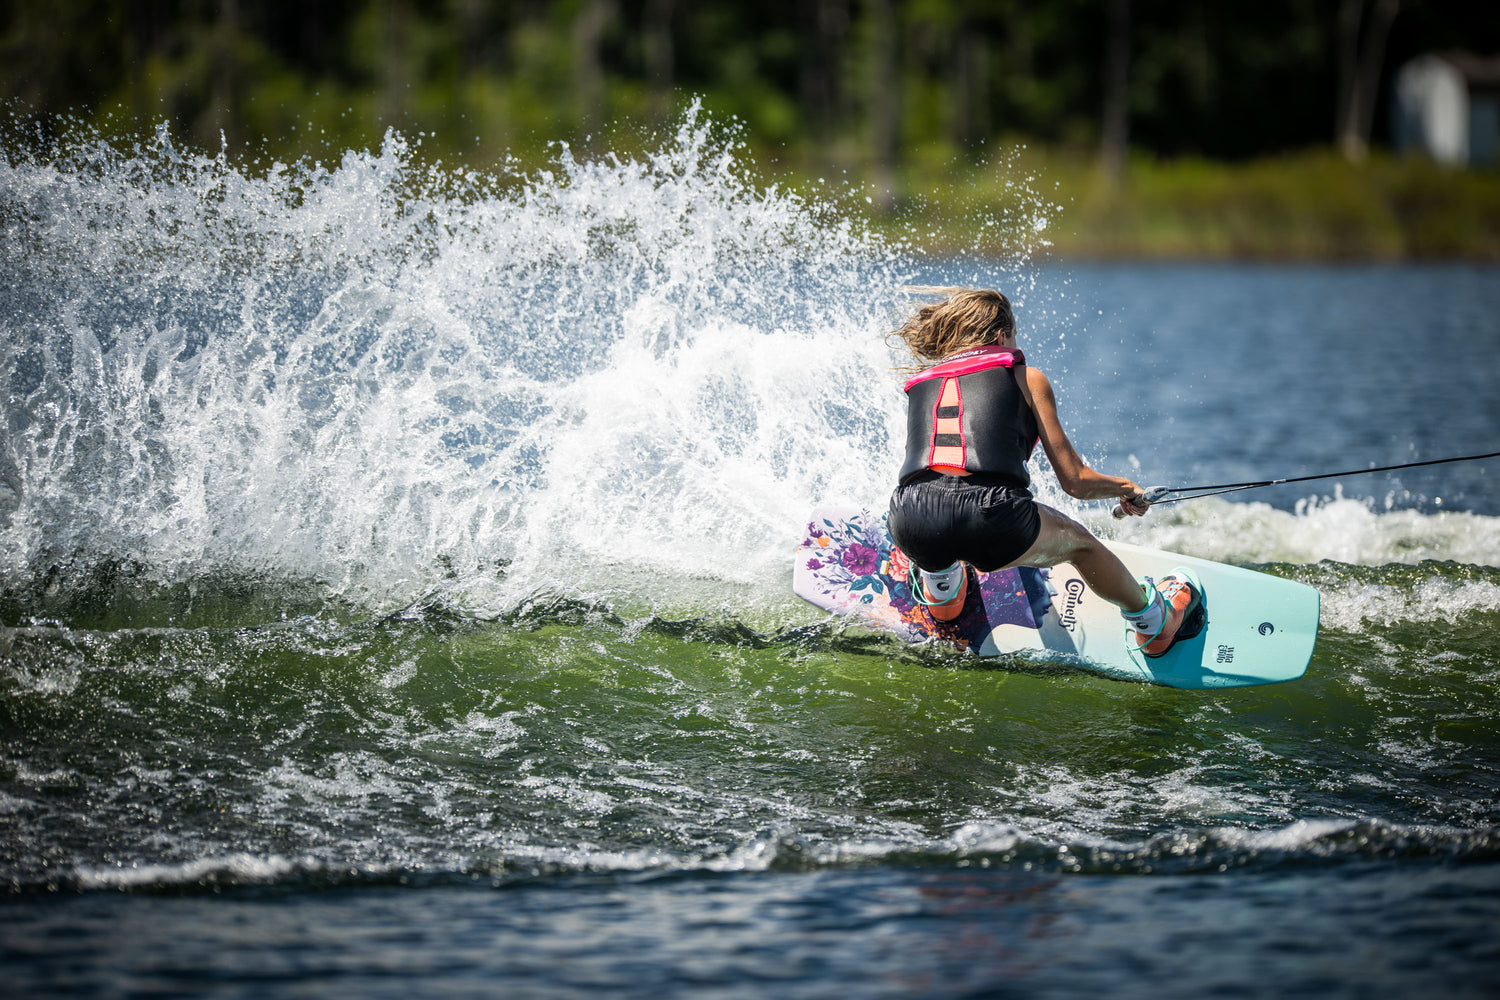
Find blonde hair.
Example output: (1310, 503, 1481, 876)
(888, 288, 1016, 369)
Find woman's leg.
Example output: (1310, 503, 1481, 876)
(1005, 504, 1148, 613)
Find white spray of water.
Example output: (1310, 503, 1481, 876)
(0, 107, 1008, 612)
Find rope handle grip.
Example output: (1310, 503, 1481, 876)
(1112, 486, 1173, 519)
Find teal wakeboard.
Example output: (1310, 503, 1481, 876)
(792, 505, 1319, 689)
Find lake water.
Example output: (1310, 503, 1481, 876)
(3, 111, 1499, 998)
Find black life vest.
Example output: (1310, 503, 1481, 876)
(898, 346, 1038, 488)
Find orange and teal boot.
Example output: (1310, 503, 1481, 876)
(1126, 569, 1203, 658)
(916, 562, 969, 622)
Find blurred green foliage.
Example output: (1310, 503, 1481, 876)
(3, 0, 1498, 257)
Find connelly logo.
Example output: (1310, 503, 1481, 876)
(1059, 579, 1086, 631)
(1217, 645, 1235, 663)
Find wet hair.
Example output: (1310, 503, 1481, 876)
(888, 289, 1016, 368)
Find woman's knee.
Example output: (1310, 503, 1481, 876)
(1053, 520, 1104, 563)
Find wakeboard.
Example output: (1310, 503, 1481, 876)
(793, 505, 1319, 689)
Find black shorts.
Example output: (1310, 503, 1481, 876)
(887, 471, 1042, 573)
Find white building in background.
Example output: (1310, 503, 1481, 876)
(1392, 53, 1500, 167)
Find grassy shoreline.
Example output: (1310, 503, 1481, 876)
(851, 146, 1500, 262)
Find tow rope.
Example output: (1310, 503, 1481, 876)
(1113, 450, 1500, 517)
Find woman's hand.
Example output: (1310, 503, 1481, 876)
(1116, 489, 1151, 517)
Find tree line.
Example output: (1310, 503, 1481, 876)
(2, 1, 1497, 183)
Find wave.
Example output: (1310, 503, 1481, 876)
(38, 815, 1499, 895)
(1100, 492, 1500, 568)
(5, 573, 1496, 897)
(4, 531, 1499, 645)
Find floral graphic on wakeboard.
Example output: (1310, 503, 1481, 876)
(799, 508, 1048, 648)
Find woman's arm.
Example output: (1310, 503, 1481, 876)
(1020, 365, 1148, 510)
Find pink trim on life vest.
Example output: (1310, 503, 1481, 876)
(902, 346, 1025, 393)
(927, 376, 966, 471)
